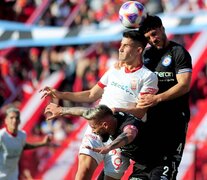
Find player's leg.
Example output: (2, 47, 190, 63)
(149, 117, 189, 180)
(75, 126, 104, 179)
(129, 162, 149, 180)
(150, 162, 177, 180)
(75, 154, 98, 180)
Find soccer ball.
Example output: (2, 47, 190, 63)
(119, 1, 147, 29)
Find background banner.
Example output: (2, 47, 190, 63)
(0, 11, 207, 49)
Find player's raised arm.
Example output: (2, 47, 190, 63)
(40, 84, 103, 103)
(44, 103, 89, 120)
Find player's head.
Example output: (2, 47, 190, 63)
(5, 107, 20, 134)
(83, 105, 114, 142)
(139, 15, 167, 49)
(123, 30, 148, 48)
(139, 15, 163, 34)
(119, 30, 147, 64)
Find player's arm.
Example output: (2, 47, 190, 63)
(138, 72, 191, 107)
(107, 125, 138, 150)
(40, 84, 103, 103)
(24, 135, 52, 150)
(113, 105, 148, 119)
(157, 72, 191, 101)
(44, 103, 89, 120)
(86, 125, 138, 154)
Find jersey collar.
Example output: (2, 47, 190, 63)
(124, 64, 143, 73)
(6, 127, 17, 137)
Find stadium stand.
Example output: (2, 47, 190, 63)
(0, 0, 207, 179)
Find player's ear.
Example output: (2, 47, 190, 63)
(137, 46, 143, 54)
(102, 122, 108, 128)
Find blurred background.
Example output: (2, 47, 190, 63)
(0, 0, 207, 179)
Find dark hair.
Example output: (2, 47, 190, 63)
(82, 105, 113, 121)
(139, 15, 163, 34)
(123, 30, 147, 48)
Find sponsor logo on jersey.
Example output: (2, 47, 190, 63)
(162, 55, 172, 66)
(130, 78, 138, 90)
(111, 81, 133, 96)
(155, 71, 173, 78)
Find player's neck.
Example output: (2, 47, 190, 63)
(125, 61, 143, 73)
(6, 126, 17, 137)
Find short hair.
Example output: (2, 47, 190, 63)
(139, 15, 163, 34)
(123, 30, 147, 48)
(82, 105, 113, 121)
(6, 107, 20, 117)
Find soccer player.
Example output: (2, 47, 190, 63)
(0, 107, 51, 180)
(129, 15, 192, 179)
(45, 104, 142, 160)
(40, 30, 158, 180)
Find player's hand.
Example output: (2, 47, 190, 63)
(114, 61, 126, 70)
(85, 145, 111, 154)
(39, 86, 60, 99)
(138, 94, 160, 108)
(44, 103, 62, 120)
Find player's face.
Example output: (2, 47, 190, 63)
(5, 112, 20, 133)
(119, 37, 139, 64)
(88, 120, 110, 142)
(144, 27, 167, 49)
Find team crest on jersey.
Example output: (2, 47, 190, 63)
(162, 55, 172, 67)
(130, 78, 138, 90)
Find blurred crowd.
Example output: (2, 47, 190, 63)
(0, 0, 207, 179)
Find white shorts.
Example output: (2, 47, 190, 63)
(79, 126, 130, 179)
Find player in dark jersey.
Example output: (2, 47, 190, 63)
(44, 103, 143, 164)
(131, 15, 192, 179)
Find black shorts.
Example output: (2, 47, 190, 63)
(129, 158, 178, 180)
(129, 112, 189, 180)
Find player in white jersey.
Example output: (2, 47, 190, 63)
(40, 30, 158, 180)
(0, 107, 51, 180)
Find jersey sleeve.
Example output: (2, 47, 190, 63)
(139, 72, 159, 96)
(173, 46, 192, 74)
(21, 130, 27, 147)
(97, 68, 111, 88)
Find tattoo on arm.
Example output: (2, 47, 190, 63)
(61, 107, 88, 116)
(109, 132, 129, 150)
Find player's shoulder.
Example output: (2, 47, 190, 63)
(0, 128, 6, 137)
(141, 65, 157, 77)
(0, 127, 7, 134)
(170, 41, 189, 53)
(18, 130, 27, 138)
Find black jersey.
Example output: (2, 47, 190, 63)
(143, 41, 192, 118)
(136, 41, 192, 164)
(111, 112, 142, 162)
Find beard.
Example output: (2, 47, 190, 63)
(100, 133, 110, 142)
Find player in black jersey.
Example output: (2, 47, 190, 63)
(44, 103, 144, 167)
(131, 15, 192, 179)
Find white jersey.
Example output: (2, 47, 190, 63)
(98, 65, 158, 108)
(80, 65, 158, 179)
(0, 128, 26, 180)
